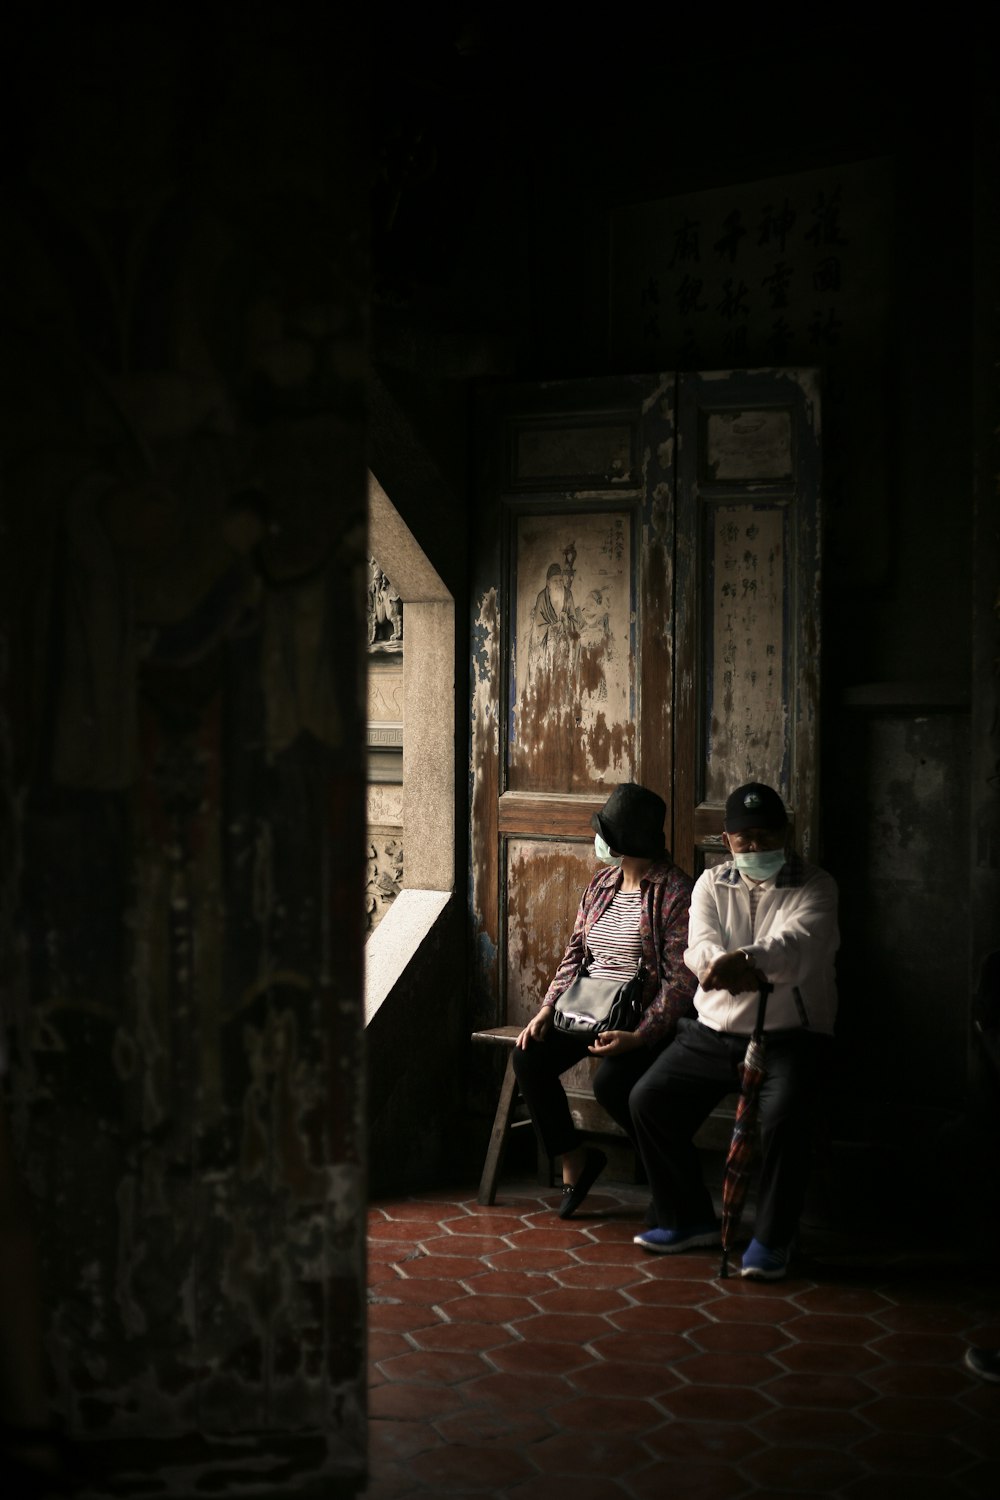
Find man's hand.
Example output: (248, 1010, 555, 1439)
(516, 1006, 555, 1049)
(702, 951, 767, 994)
(588, 1029, 645, 1057)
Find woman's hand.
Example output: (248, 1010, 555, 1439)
(588, 1029, 644, 1056)
(516, 1006, 555, 1049)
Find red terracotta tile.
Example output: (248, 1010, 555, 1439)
(763, 1371, 872, 1409)
(369, 1276, 467, 1307)
(582, 1218, 650, 1242)
(551, 1262, 647, 1290)
(964, 1318, 1000, 1344)
(505, 1225, 601, 1251)
(505, 1475, 633, 1500)
(377, 1201, 459, 1223)
(772, 1340, 883, 1375)
(368, 1329, 414, 1363)
(369, 1218, 436, 1242)
(368, 1240, 414, 1266)
(588, 1328, 691, 1365)
(842, 1477, 973, 1500)
(445, 1292, 538, 1323)
(529, 1284, 632, 1316)
(566, 1358, 680, 1399)
(368, 1418, 444, 1462)
(639, 1250, 722, 1277)
(489, 1193, 552, 1211)
(545, 1391, 664, 1434)
(570, 1243, 656, 1267)
(359, 1455, 426, 1500)
(394, 1252, 485, 1280)
(510, 1309, 619, 1344)
(367, 1381, 467, 1422)
(432, 1405, 555, 1447)
(656, 1382, 775, 1423)
(625, 1456, 750, 1499)
(874, 1302, 972, 1335)
(862, 1394, 968, 1434)
(378, 1348, 491, 1385)
(486, 1247, 575, 1272)
(958, 1459, 1000, 1499)
(959, 1381, 1000, 1419)
(643, 1417, 762, 1462)
(437, 1211, 527, 1238)
(409, 1321, 514, 1354)
(418, 1230, 513, 1256)
(409, 1439, 536, 1489)
(637, 1253, 723, 1281)
(851, 1428, 971, 1474)
(869, 1328, 967, 1365)
(791, 1284, 896, 1317)
(752, 1406, 871, 1447)
(455, 1369, 568, 1411)
(708, 1290, 795, 1323)
(461, 1269, 555, 1298)
(607, 1303, 711, 1334)
(864, 1352, 969, 1395)
(786, 1311, 886, 1345)
(953, 1411, 1000, 1458)
(367, 1302, 446, 1333)
(529, 1429, 652, 1476)
(740, 1444, 866, 1491)
(626, 1277, 726, 1308)
(674, 1349, 782, 1387)
(687, 1319, 790, 1354)
(486, 1339, 594, 1377)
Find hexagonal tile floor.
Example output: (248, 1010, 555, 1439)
(364, 1175, 1000, 1499)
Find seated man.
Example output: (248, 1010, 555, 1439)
(630, 781, 838, 1280)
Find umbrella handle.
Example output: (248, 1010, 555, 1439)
(752, 981, 773, 1042)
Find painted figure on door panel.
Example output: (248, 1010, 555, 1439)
(529, 562, 580, 673)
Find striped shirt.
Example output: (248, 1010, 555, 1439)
(586, 890, 643, 978)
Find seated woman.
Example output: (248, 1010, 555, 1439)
(513, 782, 697, 1217)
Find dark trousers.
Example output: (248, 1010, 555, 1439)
(511, 1028, 658, 1160)
(629, 1017, 833, 1249)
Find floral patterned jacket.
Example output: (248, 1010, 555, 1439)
(541, 858, 697, 1046)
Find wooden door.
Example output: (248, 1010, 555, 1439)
(673, 368, 822, 874)
(469, 368, 821, 1058)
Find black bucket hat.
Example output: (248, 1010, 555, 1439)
(590, 783, 666, 859)
(724, 782, 788, 833)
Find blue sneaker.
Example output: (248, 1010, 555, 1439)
(633, 1224, 720, 1254)
(741, 1237, 789, 1280)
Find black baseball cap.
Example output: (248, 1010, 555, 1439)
(724, 782, 788, 833)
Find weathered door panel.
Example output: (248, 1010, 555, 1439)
(470, 375, 676, 1034)
(674, 369, 822, 874)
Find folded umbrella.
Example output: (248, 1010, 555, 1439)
(718, 981, 772, 1279)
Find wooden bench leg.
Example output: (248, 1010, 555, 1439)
(477, 1050, 520, 1206)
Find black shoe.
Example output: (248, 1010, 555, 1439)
(557, 1148, 607, 1219)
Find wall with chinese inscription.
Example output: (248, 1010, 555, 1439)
(611, 158, 891, 602)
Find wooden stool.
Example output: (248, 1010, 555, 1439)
(471, 1025, 632, 1206)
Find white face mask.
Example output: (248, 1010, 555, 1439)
(594, 833, 622, 867)
(733, 849, 786, 880)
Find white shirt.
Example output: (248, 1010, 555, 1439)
(684, 854, 839, 1035)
